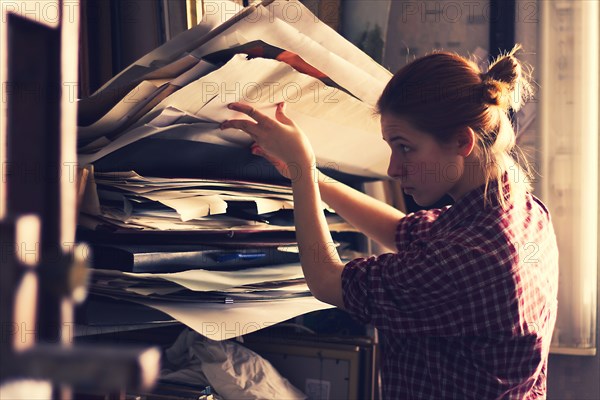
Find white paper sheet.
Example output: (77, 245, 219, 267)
(78, 107, 249, 165)
(79, 80, 167, 142)
(285, 108, 391, 177)
(123, 263, 305, 292)
(78, 60, 218, 146)
(156, 195, 229, 221)
(94, 170, 292, 191)
(133, 295, 335, 341)
(266, 0, 391, 82)
(127, 55, 388, 178)
(97, 212, 273, 231)
(191, 0, 391, 106)
(116, 191, 296, 217)
(139, 188, 294, 202)
(90, 1, 241, 96)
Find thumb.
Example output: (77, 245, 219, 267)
(251, 144, 271, 161)
(275, 102, 293, 125)
(251, 143, 263, 156)
(258, 149, 280, 166)
(251, 144, 283, 166)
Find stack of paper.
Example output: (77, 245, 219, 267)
(81, 169, 355, 232)
(90, 263, 309, 302)
(77, 0, 392, 340)
(78, 0, 392, 179)
(83, 248, 363, 340)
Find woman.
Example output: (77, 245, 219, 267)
(221, 46, 558, 399)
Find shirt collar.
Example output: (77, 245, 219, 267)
(436, 173, 511, 230)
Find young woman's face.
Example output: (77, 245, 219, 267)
(381, 113, 464, 206)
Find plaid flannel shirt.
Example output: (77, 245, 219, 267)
(342, 178, 559, 399)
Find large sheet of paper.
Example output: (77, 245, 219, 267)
(129, 54, 390, 178)
(88, 170, 332, 224)
(88, 266, 336, 341)
(190, 0, 391, 106)
(132, 296, 335, 341)
(78, 106, 248, 165)
(78, 5, 394, 178)
(88, 1, 242, 97)
(265, 0, 391, 82)
(95, 262, 305, 291)
(78, 54, 201, 126)
(78, 60, 217, 143)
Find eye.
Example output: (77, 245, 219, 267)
(398, 144, 412, 153)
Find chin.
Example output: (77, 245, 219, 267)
(412, 194, 444, 208)
(413, 198, 433, 207)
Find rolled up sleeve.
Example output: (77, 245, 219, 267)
(341, 237, 477, 335)
(342, 206, 478, 334)
(395, 208, 446, 251)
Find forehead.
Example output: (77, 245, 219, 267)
(381, 114, 426, 140)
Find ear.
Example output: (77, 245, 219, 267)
(455, 127, 476, 157)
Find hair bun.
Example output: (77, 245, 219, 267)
(481, 77, 511, 109)
(481, 45, 532, 112)
(486, 55, 521, 87)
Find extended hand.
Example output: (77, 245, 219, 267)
(220, 102, 316, 174)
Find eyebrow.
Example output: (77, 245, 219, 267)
(383, 135, 411, 144)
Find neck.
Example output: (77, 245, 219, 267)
(447, 158, 492, 202)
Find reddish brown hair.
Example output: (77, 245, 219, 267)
(377, 45, 533, 207)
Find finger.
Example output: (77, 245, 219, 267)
(251, 144, 282, 166)
(220, 119, 259, 137)
(250, 144, 268, 159)
(228, 102, 271, 124)
(267, 155, 285, 169)
(275, 102, 294, 126)
(250, 143, 262, 155)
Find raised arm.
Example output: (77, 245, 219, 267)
(246, 146, 405, 251)
(317, 173, 405, 252)
(221, 102, 345, 307)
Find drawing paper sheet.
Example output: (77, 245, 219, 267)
(78, 60, 217, 143)
(140, 190, 295, 216)
(79, 80, 167, 141)
(154, 195, 228, 221)
(132, 54, 374, 127)
(113, 262, 305, 292)
(264, 0, 391, 82)
(78, 54, 199, 126)
(89, 0, 241, 97)
(190, 0, 391, 106)
(91, 170, 324, 220)
(123, 282, 309, 298)
(132, 295, 335, 341)
(94, 170, 294, 193)
(131, 55, 389, 178)
(78, 107, 249, 165)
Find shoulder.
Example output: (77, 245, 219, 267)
(400, 207, 449, 229)
(426, 210, 519, 286)
(396, 206, 450, 250)
(529, 194, 554, 227)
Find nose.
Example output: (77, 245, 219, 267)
(387, 156, 403, 180)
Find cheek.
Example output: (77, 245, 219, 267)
(442, 162, 462, 182)
(411, 157, 461, 186)
(389, 150, 409, 168)
(422, 149, 462, 183)
(387, 152, 402, 178)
